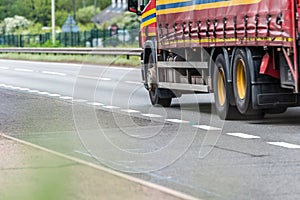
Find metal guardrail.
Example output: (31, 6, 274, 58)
(0, 48, 142, 58)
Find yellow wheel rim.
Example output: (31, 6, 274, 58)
(217, 68, 226, 106)
(236, 60, 246, 100)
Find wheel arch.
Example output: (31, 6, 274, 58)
(210, 48, 231, 83)
(231, 47, 256, 84)
(142, 40, 157, 87)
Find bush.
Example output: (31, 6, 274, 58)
(0, 15, 31, 34)
(77, 6, 100, 24)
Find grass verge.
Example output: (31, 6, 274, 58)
(0, 53, 141, 67)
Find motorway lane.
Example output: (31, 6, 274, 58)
(0, 59, 300, 199)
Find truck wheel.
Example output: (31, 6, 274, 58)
(147, 52, 172, 107)
(232, 49, 265, 119)
(213, 54, 241, 120)
(232, 49, 254, 114)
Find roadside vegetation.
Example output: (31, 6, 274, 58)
(0, 0, 141, 65)
(0, 53, 140, 67)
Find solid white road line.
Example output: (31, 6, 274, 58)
(18, 88, 30, 91)
(42, 71, 67, 76)
(121, 109, 140, 113)
(267, 142, 300, 149)
(226, 133, 260, 139)
(28, 90, 40, 93)
(165, 119, 190, 124)
(1, 133, 201, 200)
(193, 125, 222, 131)
(141, 114, 163, 118)
(14, 68, 33, 72)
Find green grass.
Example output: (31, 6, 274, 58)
(0, 53, 141, 67)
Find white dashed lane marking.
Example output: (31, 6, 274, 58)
(193, 125, 222, 131)
(165, 119, 190, 124)
(99, 77, 112, 81)
(267, 142, 300, 149)
(125, 81, 142, 85)
(0, 67, 9, 70)
(72, 99, 88, 103)
(42, 71, 67, 76)
(2, 82, 300, 152)
(226, 133, 260, 139)
(14, 68, 34, 72)
(102, 105, 120, 109)
(48, 94, 61, 97)
(87, 102, 105, 106)
(38, 92, 50, 95)
(121, 109, 140, 113)
(77, 75, 111, 81)
(60, 96, 73, 100)
(141, 114, 163, 118)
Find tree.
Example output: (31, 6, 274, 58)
(77, 6, 100, 24)
(0, 16, 31, 34)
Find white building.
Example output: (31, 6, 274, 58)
(112, 0, 127, 9)
(92, 0, 128, 25)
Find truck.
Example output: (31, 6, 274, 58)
(128, 0, 300, 120)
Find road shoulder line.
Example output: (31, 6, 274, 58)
(0, 133, 202, 200)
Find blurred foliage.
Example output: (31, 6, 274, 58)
(0, 16, 31, 34)
(0, 0, 111, 26)
(101, 12, 140, 30)
(26, 40, 63, 48)
(77, 6, 100, 24)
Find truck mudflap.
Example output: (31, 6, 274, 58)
(252, 85, 300, 109)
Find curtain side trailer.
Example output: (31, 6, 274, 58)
(128, 0, 300, 119)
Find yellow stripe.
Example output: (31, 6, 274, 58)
(157, 0, 262, 15)
(161, 37, 293, 45)
(141, 18, 157, 29)
(142, 32, 157, 37)
(157, 0, 190, 4)
(142, 8, 156, 19)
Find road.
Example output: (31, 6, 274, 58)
(0, 59, 300, 200)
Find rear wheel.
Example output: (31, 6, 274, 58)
(213, 54, 242, 120)
(147, 52, 172, 107)
(232, 49, 264, 119)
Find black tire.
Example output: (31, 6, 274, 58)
(147, 52, 172, 107)
(232, 49, 252, 114)
(213, 54, 242, 120)
(232, 48, 264, 119)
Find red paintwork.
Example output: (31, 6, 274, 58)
(137, 0, 299, 91)
(154, 0, 295, 49)
(140, 0, 157, 48)
(260, 53, 280, 79)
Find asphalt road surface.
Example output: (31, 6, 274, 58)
(0, 59, 300, 200)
